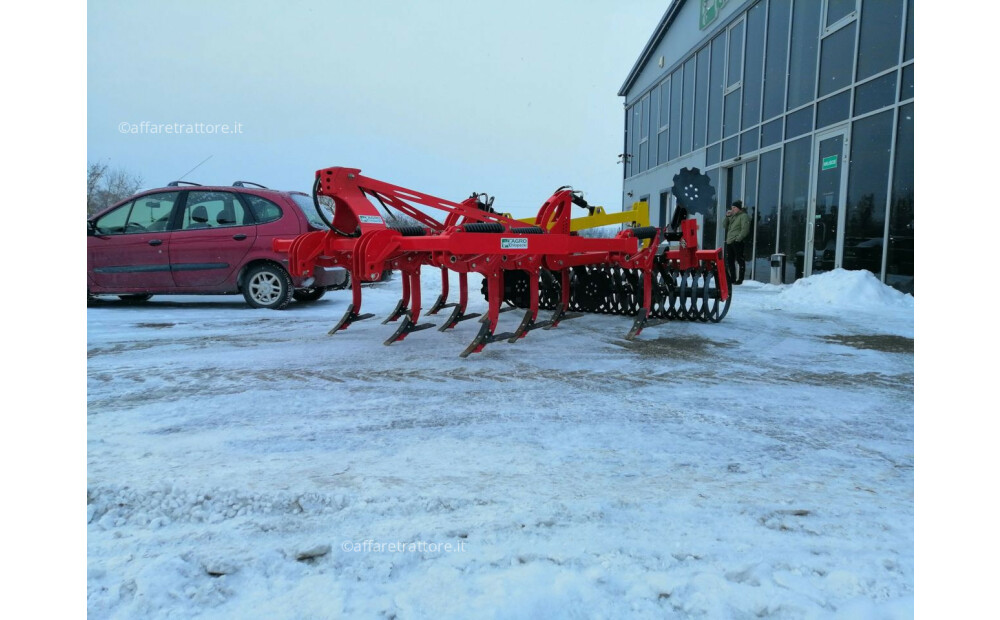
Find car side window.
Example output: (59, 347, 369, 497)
(126, 192, 179, 233)
(244, 195, 283, 224)
(180, 191, 251, 230)
(94, 201, 133, 234)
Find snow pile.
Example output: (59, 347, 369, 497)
(766, 269, 913, 313)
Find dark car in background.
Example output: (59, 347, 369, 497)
(87, 181, 347, 309)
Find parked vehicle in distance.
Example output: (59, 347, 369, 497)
(87, 181, 348, 309)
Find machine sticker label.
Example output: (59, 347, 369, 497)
(822, 155, 838, 170)
(359, 215, 384, 224)
(501, 238, 529, 250)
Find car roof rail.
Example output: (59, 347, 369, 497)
(166, 180, 203, 187)
(233, 181, 269, 189)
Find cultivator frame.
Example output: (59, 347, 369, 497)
(277, 166, 730, 357)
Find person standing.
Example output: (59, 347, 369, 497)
(724, 200, 750, 284)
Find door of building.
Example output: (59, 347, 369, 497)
(722, 160, 758, 276)
(806, 126, 850, 276)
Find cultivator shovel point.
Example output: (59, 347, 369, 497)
(277, 166, 730, 357)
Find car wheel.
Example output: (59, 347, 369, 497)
(243, 264, 293, 309)
(292, 287, 326, 303)
(331, 271, 351, 291)
(118, 294, 153, 303)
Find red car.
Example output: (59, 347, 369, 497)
(87, 181, 348, 309)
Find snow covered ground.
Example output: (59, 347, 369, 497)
(87, 269, 914, 618)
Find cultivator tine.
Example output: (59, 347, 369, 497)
(426, 268, 456, 315)
(440, 305, 481, 330)
(383, 311, 435, 345)
(505, 270, 540, 342)
(328, 304, 375, 334)
(382, 272, 411, 324)
(625, 268, 655, 340)
(459, 273, 503, 357)
(438, 273, 480, 330)
(625, 308, 649, 340)
(384, 269, 435, 344)
(328, 276, 374, 334)
(543, 269, 582, 329)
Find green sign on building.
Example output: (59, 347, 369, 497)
(700, 0, 730, 30)
(822, 155, 839, 170)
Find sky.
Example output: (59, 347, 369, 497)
(88, 0, 669, 218)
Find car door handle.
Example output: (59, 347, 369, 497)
(148, 239, 163, 246)
(232, 234, 247, 240)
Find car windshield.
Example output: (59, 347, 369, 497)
(290, 194, 330, 229)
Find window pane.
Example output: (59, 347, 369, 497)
(826, 0, 855, 26)
(886, 103, 913, 293)
(903, 0, 913, 61)
(641, 96, 649, 140)
(95, 201, 133, 234)
(694, 46, 710, 150)
(659, 80, 670, 130)
(723, 136, 739, 161)
(706, 142, 722, 166)
(744, 159, 759, 278)
(625, 107, 633, 177)
(650, 88, 659, 165)
(724, 89, 741, 138)
(740, 128, 759, 154)
(754, 148, 781, 281)
(785, 104, 813, 139)
(900, 64, 913, 101)
(703, 168, 721, 249)
(659, 191, 671, 228)
(819, 21, 856, 97)
(670, 67, 683, 160)
(659, 79, 670, 165)
(727, 165, 744, 207)
(843, 110, 893, 276)
(787, 0, 821, 110)
(639, 96, 649, 173)
(761, 117, 783, 148)
(682, 57, 696, 154)
(727, 20, 745, 88)
(763, 0, 792, 120)
(180, 191, 244, 230)
(857, 0, 903, 81)
(708, 32, 727, 143)
(130, 192, 179, 232)
(742, 2, 766, 129)
(631, 105, 641, 175)
(780, 136, 812, 280)
(816, 90, 850, 128)
(855, 72, 897, 116)
(245, 195, 283, 224)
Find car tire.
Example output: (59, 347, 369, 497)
(118, 294, 153, 303)
(331, 271, 351, 291)
(292, 287, 326, 303)
(243, 264, 293, 310)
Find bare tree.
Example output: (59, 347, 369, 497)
(87, 161, 143, 216)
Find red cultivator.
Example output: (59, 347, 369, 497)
(277, 166, 731, 357)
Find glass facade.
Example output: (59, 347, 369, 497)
(623, 0, 914, 293)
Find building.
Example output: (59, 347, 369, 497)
(619, 0, 913, 293)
